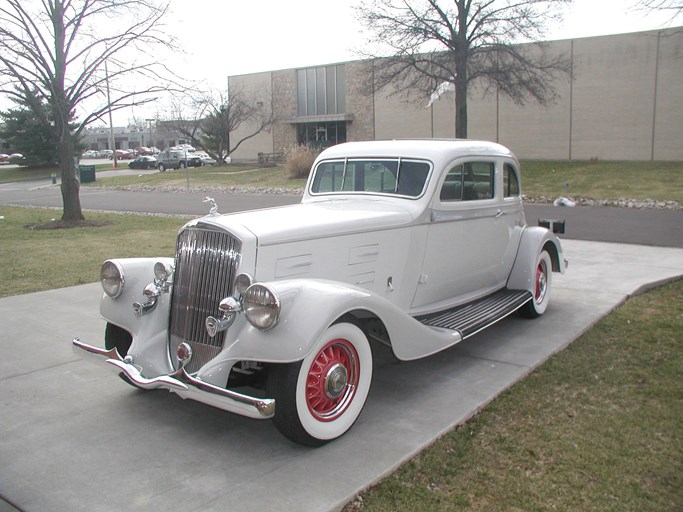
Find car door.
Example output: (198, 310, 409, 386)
(411, 158, 523, 310)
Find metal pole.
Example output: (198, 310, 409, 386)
(105, 61, 117, 168)
(185, 146, 190, 189)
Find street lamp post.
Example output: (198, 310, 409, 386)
(145, 118, 154, 150)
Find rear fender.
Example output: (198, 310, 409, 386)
(507, 227, 566, 293)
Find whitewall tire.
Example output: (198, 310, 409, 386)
(269, 322, 373, 446)
(521, 250, 552, 318)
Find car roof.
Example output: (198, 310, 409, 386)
(315, 139, 516, 166)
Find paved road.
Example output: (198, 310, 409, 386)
(1, 177, 681, 247)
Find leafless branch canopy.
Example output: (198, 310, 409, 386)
(0, 0, 181, 220)
(632, 0, 683, 22)
(162, 86, 274, 162)
(0, 0, 181, 136)
(356, 0, 574, 137)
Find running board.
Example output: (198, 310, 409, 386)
(415, 289, 532, 339)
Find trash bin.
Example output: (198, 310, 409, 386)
(78, 165, 96, 183)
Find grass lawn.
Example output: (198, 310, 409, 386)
(344, 279, 682, 511)
(0, 206, 187, 297)
(87, 162, 309, 190)
(522, 160, 683, 204)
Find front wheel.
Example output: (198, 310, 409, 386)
(158, 162, 166, 172)
(268, 322, 373, 446)
(521, 250, 552, 318)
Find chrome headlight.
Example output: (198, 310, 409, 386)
(153, 260, 174, 291)
(234, 273, 253, 296)
(101, 260, 124, 298)
(154, 261, 173, 282)
(243, 283, 280, 330)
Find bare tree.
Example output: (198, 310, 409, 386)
(0, 0, 178, 221)
(634, 0, 683, 21)
(356, 0, 573, 138)
(162, 87, 274, 163)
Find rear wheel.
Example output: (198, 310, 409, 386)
(268, 322, 373, 446)
(158, 162, 166, 172)
(179, 161, 186, 169)
(521, 250, 552, 318)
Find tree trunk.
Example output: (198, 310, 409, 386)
(455, 77, 468, 139)
(59, 136, 84, 221)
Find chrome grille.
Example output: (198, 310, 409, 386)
(169, 225, 241, 374)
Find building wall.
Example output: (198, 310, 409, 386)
(227, 71, 275, 159)
(229, 27, 683, 161)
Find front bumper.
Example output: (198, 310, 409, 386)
(72, 338, 274, 420)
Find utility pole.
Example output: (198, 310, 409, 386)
(105, 60, 117, 168)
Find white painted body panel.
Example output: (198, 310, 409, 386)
(93, 140, 566, 391)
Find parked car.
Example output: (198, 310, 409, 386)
(73, 140, 567, 446)
(196, 152, 217, 166)
(110, 149, 133, 160)
(128, 156, 158, 169)
(99, 149, 113, 158)
(156, 148, 202, 171)
(136, 147, 154, 156)
(81, 150, 99, 159)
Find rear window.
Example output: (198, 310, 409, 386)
(310, 158, 431, 198)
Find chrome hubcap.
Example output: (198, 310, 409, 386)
(325, 364, 348, 399)
(536, 261, 548, 303)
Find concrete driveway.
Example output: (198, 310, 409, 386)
(1, 239, 682, 512)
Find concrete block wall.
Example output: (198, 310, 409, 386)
(229, 27, 683, 161)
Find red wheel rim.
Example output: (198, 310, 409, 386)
(305, 338, 360, 422)
(535, 259, 548, 304)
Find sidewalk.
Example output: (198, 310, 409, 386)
(1, 240, 682, 512)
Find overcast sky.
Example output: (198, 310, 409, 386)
(115, 0, 678, 124)
(166, 0, 677, 82)
(4, 0, 672, 126)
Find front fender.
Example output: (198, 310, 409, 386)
(211, 279, 463, 367)
(507, 227, 566, 293)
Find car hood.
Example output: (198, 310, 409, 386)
(208, 198, 417, 246)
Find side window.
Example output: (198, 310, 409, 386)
(396, 161, 430, 197)
(440, 164, 463, 201)
(503, 163, 520, 198)
(441, 161, 494, 202)
(312, 160, 345, 192)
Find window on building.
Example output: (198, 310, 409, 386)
(297, 121, 347, 149)
(297, 64, 346, 116)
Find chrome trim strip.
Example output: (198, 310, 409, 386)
(72, 338, 275, 419)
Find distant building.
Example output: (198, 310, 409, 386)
(80, 123, 193, 153)
(228, 27, 683, 162)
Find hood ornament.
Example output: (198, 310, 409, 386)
(203, 196, 219, 216)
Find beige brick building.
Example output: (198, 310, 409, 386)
(228, 27, 683, 161)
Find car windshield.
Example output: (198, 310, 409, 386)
(310, 158, 431, 198)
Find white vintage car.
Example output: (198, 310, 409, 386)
(73, 139, 566, 446)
